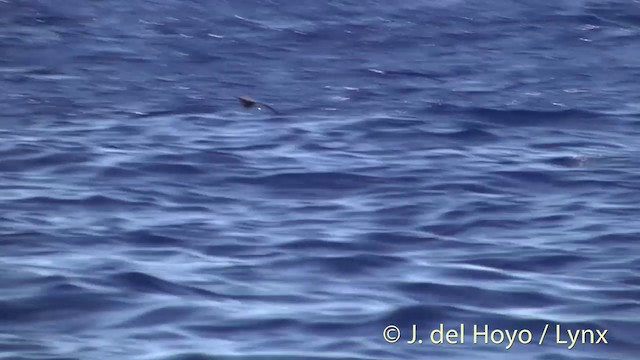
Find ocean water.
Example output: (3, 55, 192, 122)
(1, 0, 639, 359)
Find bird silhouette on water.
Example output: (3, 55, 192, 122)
(237, 96, 279, 114)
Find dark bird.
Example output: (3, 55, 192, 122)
(237, 96, 279, 114)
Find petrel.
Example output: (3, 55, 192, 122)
(237, 96, 279, 114)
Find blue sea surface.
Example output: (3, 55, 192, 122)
(1, 0, 639, 359)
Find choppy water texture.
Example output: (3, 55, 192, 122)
(1, 0, 640, 359)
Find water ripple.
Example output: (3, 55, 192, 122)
(1, 0, 639, 359)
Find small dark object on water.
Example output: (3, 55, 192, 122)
(237, 96, 279, 114)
